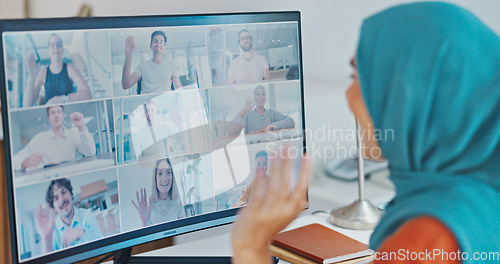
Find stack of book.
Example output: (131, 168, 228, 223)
(270, 224, 374, 264)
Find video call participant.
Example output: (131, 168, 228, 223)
(122, 31, 184, 94)
(230, 85, 295, 135)
(226, 30, 271, 85)
(132, 100, 181, 157)
(33, 178, 102, 253)
(234, 151, 268, 207)
(132, 158, 186, 227)
(24, 34, 92, 107)
(14, 105, 96, 170)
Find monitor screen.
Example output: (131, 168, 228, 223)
(0, 11, 305, 264)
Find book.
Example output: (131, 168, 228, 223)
(269, 244, 373, 264)
(270, 224, 374, 264)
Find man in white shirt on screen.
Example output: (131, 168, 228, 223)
(132, 99, 180, 158)
(226, 29, 271, 85)
(33, 178, 102, 253)
(13, 105, 96, 170)
(122, 30, 184, 94)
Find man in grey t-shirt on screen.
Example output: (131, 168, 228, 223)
(226, 30, 271, 85)
(122, 31, 184, 94)
(230, 85, 294, 135)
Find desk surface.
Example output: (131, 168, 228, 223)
(14, 152, 116, 187)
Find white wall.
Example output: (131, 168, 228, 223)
(0, 0, 24, 18)
(23, 0, 500, 87)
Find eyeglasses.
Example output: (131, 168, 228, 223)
(239, 35, 252, 42)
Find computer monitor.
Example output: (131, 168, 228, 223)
(0, 11, 305, 264)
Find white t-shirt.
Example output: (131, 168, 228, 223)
(132, 121, 178, 158)
(134, 59, 181, 94)
(227, 54, 269, 84)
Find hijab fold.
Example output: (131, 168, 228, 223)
(356, 3, 500, 262)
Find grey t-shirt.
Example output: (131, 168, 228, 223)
(134, 59, 180, 94)
(232, 108, 295, 134)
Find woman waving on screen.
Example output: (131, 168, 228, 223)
(132, 158, 186, 227)
(24, 33, 92, 107)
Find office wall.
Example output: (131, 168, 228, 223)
(23, 0, 500, 87)
(0, 0, 24, 18)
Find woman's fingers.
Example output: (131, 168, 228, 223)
(280, 146, 294, 189)
(292, 154, 312, 208)
(267, 154, 283, 196)
(250, 170, 266, 205)
(268, 145, 293, 198)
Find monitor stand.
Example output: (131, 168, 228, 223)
(110, 247, 279, 264)
(111, 247, 233, 264)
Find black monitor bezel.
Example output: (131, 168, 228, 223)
(0, 11, 305, 264)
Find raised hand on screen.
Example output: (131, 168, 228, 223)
(27, 52, 41, 78)
(34, 203, 55, 239)
(239, 97, 255, 118)
(125, 36, 136, 59)
(131, 188, 152, 227)
(70, 112, 85, 131)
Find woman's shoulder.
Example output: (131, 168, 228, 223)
(375, 216, 459, 264)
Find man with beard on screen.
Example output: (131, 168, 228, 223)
(33, 178, 102, 253)
(226, 30, 270, 84)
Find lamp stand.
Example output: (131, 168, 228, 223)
(330, 119, 380, 230)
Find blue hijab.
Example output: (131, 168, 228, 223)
(357, 2, 500, 262)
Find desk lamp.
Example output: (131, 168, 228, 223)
(330, 119, 380, 229)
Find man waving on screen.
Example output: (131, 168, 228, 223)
(33, 178, 102, 253)
(122, 30, 184, 94)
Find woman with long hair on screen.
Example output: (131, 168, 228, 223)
(132, 158, 186, 227)
(24, 33, 92, 106)
(231, 2, 500, 264)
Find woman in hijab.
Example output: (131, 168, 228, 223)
(231, 2, 500, 264)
